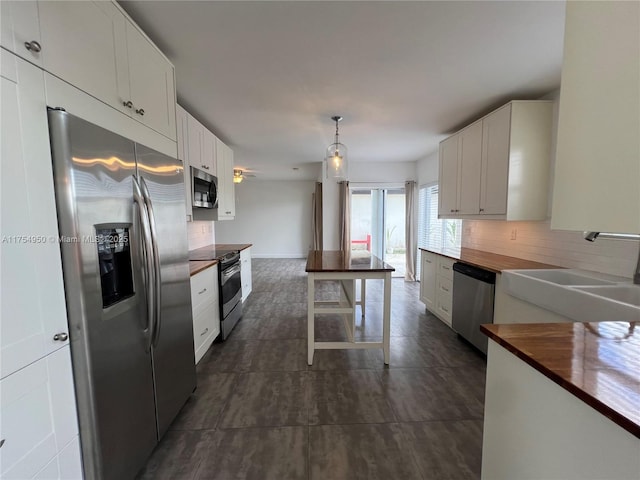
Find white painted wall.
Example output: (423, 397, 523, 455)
(462, 219, 638, 279)
(187, 221, 215, 250)
(348, 160, 417, 183)
(215, 180, 315, 258)
(416, 151, 439, 186)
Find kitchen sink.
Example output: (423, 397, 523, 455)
(511, 269, 615, 286)
(501, 269, 639, 323)
(573, 285, 640, 308)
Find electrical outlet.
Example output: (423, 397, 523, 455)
(510, 228, 517, 241)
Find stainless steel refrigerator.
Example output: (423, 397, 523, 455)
(48, 109, 196, 480)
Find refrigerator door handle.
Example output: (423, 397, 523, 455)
(139, 176, 162, 348)
(133, 176, 156, 351)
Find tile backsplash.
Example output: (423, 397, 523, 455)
(187, 221, 215, 250)
(462, 220, 638, 279)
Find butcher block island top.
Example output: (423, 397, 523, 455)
(482, 321, 640, 438)
(419, 246, 560, 273)
(305, 250, 395, 272)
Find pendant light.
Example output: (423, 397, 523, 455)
(326, 115, 348, 180)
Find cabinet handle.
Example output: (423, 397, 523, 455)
(24, 40, 41, 53)
(479, 208, 485, 212)
(53, 332, 68, 342)
(200, 327, 209, 337)
(198, 288, 207, 295)
(426, 259, 432, 264)
(0, 439, 5, 449)
(201, 164, 209, 170)
(136, 108, 145, 116)
(441, 306, 449, 313)
(123, 100, 133, 108)
(441, 286, 449, 292)
(225, 211, 231, 215)
(442, 265, 450, 270)
(450, 209, 454, 213)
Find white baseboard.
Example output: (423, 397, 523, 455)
(252, 254, 307, 259)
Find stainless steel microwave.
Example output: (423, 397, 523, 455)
(191, 167, 218, 209)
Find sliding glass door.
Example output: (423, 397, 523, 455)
(350, 187, 405, 277)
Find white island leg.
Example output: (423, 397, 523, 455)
(307, 273, 315, 365)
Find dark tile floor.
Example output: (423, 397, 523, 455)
(138, 258, 486, 480)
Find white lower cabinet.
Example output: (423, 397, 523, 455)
(419, 250, 454, 327)
(419, 251, 437, 310)
(190, 265, 220, 364)
(0, 346, 81, 480)
(240, 247, 252, 302)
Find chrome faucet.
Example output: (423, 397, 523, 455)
(584, 231, 640, 284)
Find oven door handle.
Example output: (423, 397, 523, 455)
(221, 264, 241, 282)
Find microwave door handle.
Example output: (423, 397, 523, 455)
(139, 176, 162, 348)
(133, 176, 155, 351)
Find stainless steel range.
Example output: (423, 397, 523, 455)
(218, 251, 243, 340)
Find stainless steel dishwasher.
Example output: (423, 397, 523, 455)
(452, 262, 496, 354)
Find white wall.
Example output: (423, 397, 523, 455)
(348, 161, 417, 184)
(215, 180, 315, 258)
(416, 151, 439, 186)
(462, 219, 638, 279)
(187, 221, 215, 250)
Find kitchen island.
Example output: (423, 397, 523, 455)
(305, 250, 394, 365)
(480, 321, 640, 480)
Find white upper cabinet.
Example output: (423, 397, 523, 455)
(125, 20, 176, 140)
(187, 114, 205, 171)
(438, 135, 460, 216)
(0, 1, 42, 67)
(203, 129, 218, 175)
(480, 104, 511, 215)
(551, 1, 640, 234)
(177, 105, 193, 221)
(214, 138, 236, 220)
(458, 121, 483, 214)
(1, 51, 69, 380)
(439, 100, 552, 221)
(38, 1, 129, 115)
(33, 1, 177, 141)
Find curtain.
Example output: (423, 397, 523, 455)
(405, 181, 417, 281)
(338, 181, 350, 252)
(312, 182, 323, 250)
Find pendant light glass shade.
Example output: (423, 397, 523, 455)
(326, 116, 348, 180)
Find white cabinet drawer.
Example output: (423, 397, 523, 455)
(436, 290, 453, 326)
(190, 265, 217, 313)
(437, 257, 455, 280)
(193, 308, 219, 364)
(437, 276, 453, 297)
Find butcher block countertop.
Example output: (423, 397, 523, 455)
(188, 243, 252, 276)
(189, 260, 219, 277)
(305, 250, 395, 273)
(482, 321, 640, 438)
(419, 246, 561, 273)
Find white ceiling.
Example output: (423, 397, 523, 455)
(119, 1, 566, 180)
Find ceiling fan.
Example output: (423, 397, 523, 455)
(233, 168, 257, 183)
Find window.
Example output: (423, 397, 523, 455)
(417, 184, 462, 277)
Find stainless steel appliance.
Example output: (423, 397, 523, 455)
(452, 262, 496, 354)
(191, 166, 218, 209)
(48, 109, 196, 480)
(218, 251, 243, 340)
